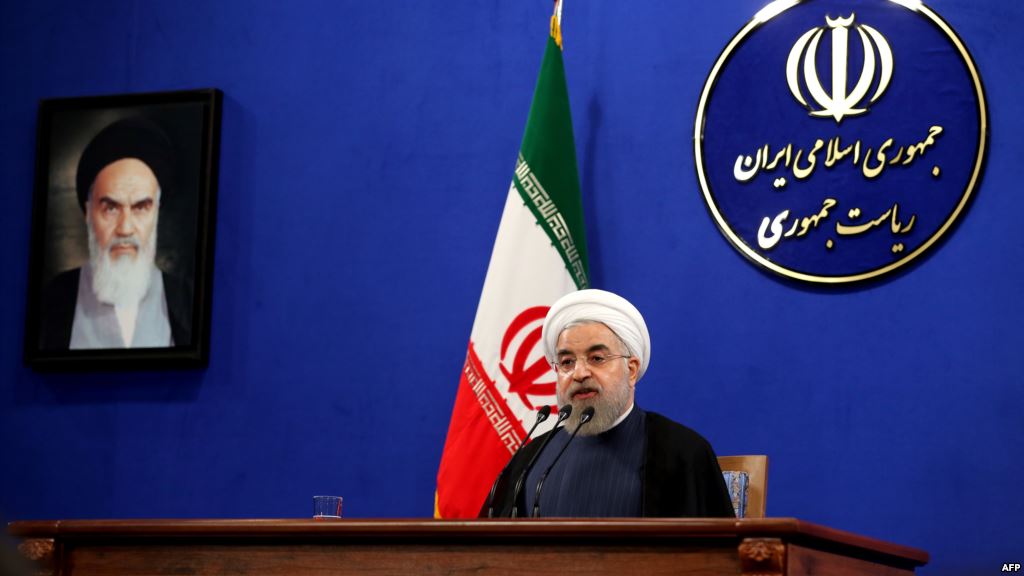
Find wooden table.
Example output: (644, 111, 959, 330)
(8, 518, 928, 576)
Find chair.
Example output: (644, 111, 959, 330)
(718, 455, 768, 518)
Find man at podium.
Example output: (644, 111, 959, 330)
(485, 289, 735, 518)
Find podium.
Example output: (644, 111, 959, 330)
(9, 518, 928, 576)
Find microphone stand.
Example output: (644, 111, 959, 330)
(532, 406, 595, 518)
(509, 405, 572, 518)
(484, 406, 551, 518)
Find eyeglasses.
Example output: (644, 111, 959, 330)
(553, 353, 631, 375)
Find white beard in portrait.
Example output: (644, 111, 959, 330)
(86, 206, 159, 308)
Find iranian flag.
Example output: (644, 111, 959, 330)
(435, 0, 590, 519)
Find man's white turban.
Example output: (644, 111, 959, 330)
(542, 289, 651, 380)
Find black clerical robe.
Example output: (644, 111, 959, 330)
(38, 267, 193, 350)
(482, 408, 736, 518)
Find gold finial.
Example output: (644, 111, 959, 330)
(550, 0, 563, 49)
(550, 14, 563, 49)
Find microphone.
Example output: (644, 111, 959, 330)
(484, 405, 552, 518)
(509, 404, 572, 517)
(532, 406, 595, 518)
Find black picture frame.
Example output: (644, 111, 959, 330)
(23, 89, 222, 370)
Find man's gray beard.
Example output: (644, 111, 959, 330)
(87, 221, 157, 307)
(556, 376, 632, 436)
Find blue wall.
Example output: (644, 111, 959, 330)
(1, 1, 1021, 574)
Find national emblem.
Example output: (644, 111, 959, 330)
(786, 14, 894, 123)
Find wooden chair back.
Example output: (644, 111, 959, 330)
(718, 455, 768, 518)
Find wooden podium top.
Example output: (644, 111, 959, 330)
(9, 517, 928, 576)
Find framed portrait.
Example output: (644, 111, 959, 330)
(23, 89, 222, 370)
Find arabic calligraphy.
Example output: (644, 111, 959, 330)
(758, 198, 836, 250)
(734, 126, 943, 184)
(757, 199, 916, 255)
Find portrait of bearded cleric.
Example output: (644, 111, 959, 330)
(24, 91, 220, 368)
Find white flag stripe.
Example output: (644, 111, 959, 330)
(470, 183, 576, 429)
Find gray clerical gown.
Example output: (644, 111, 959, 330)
(69, 264, 173, 349)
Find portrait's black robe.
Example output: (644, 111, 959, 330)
(38, 267, 192, 350)
(482, 408, 736, 518)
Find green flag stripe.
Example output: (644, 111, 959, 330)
(513, 154, 588, 289)
(513, 35, 590, 289)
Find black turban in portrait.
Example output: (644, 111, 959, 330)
(75, 116, 176, 212)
